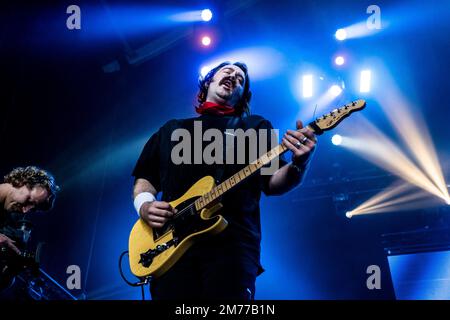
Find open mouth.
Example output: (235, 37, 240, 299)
(220, 78, 233, 90)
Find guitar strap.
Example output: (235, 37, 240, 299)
(214, 115, 243, 184)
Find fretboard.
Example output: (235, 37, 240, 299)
(191, 120, 317, 211)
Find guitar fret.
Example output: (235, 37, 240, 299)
(193, 101, 365, 211)
(197, 145, 288, 211)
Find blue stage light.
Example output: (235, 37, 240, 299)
(330, 85, 342, 96)
(201, 9, 213, 22)
(302, 74, 313, 98)
(201, 36, 211, 46)
(332, 134, 342, 146)
(335, 56, 345, 66)
(360, 70, 372, 93)
(335, 29, 347, 41)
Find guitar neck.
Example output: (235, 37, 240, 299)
(192, 99, 367, 210)
(194, 125, 314, 211)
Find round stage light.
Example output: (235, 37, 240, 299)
(201, 36, 211, 46)
(335, 29, 347, 41)
(335, 56, 345, 66)
(201, 9, 213, 22)
(345, 211, 353, 218)
(332, 134, 342, 146)
(330, 85, 343, 96)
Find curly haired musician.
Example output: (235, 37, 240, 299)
(0, 166, 59, 256)
(132, 62, 316, 300)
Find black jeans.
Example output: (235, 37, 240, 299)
(150, 240, 259, 300)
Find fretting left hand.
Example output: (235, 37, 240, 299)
(282, 120, 317, 166)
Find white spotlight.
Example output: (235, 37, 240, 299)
(330, 85, 343, 96)
(335, 56, 345, 66)
(345, 211, 353, 218)
(335, 29, 347, 41)
(201, 9, 213, 22)
(201, 36, 211, 46)
(332, 134, 342, 146)
(302, 74, 313, 98)
(360, 70, 372, 93)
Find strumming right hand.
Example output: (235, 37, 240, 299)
(139, 201, 178, 228)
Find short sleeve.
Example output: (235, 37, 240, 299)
(132, 129, 161, 191)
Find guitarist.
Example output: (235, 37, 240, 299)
(132, 62, 316, 300)
(0, 166, 59, 291)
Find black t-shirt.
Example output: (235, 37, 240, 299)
(132, 113, 287, 272)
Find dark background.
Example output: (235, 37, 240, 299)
(1, 0, 449, 299)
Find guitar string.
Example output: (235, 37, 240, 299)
(169, 128, 306, 222)
(169, 147, 280, 222)
(172, 202, 195, 220)
(166, 101, 354, 223)
(157, 101, 360, 232)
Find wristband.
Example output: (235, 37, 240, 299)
(134, 192, 156, 216)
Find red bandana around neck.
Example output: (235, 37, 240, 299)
(196, 102, 236, 116)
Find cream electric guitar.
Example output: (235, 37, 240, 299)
(128, 99, 366, 279)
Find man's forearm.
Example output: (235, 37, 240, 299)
(266, 162, 308, 195)
(133, 178, 157, 198)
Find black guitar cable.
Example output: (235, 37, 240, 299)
(118, 250, 152, 300)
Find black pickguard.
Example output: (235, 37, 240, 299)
(153, 197, 220, 243)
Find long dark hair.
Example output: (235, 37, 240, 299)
(197, 61, 252, 116)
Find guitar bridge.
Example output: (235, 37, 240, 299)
(139, 237, 179, 268)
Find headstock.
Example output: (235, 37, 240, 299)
(308, 99, 366, 135)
